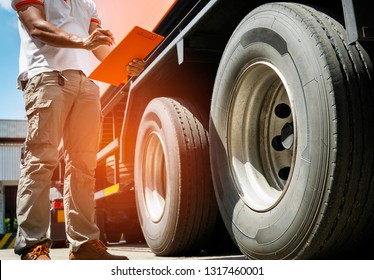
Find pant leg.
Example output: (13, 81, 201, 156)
(62, 71, 102, 251)
(14, 72, 75, 255)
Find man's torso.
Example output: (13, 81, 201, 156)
(13, 0, 100, 86)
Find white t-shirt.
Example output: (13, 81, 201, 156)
(12, 0, 101, 88)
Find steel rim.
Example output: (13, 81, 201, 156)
(228, 61, 296, 212)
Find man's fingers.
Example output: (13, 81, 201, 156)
(97, 28, 116, 44)
(97, 28, 112, 35)
(130, 59, 145, 67)
(92, 29, 115, 46)
(126, 59, 145, 76)
(128, 59, 145, 71)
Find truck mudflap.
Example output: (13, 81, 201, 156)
(342, 0, 374, 43)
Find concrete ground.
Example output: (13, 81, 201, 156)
(0, 242, 245, 260)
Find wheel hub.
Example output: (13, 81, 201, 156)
(228, 61, 296, 212)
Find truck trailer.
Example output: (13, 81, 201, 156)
(57, 0, 374, 259)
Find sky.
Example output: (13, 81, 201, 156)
(0, 0, 25, 120)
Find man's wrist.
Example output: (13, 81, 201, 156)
(68, 34, 84, 48)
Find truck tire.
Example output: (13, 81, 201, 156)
(210, 3, 374, 259)
(135, 97, 217, 256)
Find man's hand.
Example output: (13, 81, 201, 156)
(82, 28, 115, 51)
(127, 59, 145, 77)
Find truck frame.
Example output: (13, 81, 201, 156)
(58, 0, 374, 259)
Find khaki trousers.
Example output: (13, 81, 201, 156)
(15, 70, 102, 254)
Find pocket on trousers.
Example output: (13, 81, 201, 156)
(24, 73, 43, 95)
(25, 99, 53, 145)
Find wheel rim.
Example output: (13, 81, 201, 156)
(228, 61, 296, 212)
(142, 131, 167, 222)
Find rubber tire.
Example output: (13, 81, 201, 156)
(135, 97, 217, 256)
(210, 3, 374, 259)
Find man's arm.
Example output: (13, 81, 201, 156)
(16, 4, 114, 50)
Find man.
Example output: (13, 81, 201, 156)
(12, 0, 144, 260)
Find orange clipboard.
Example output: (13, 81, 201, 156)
(89, 26, 164, 86)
